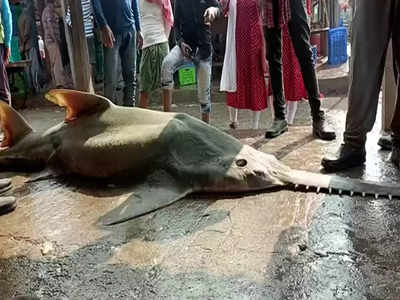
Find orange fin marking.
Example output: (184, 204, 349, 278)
(0, 101, 33, 148)
(45, 89, 111, 122)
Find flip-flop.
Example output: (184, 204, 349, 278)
(0, 196, 17, 215)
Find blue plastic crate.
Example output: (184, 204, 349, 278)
(312, 45, 317, 67)
(328, 27, 348, 65)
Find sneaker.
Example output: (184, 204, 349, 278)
(265, 119, 288, 139)
(321, 143, 366, 172)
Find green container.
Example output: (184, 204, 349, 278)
(178, 64, 196, 86)
(10, 36, 21, 63)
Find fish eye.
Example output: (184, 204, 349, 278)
(236, 159, 247, 167)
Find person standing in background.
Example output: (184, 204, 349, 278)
(138, 0, 173, 111)
(0, 0, 12, 105)
(220, 0, 268, 130)
(280, 0, 312, 125)
(93, 0, 143, 107)
(42, 0, 67, 88)
(262, 0, 335, 141)
(18, 0, 42, 93)
(161, 0, 220, 124)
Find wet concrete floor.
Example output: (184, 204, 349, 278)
(1, 86, 400, 299)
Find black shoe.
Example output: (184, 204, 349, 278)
(321, 144, 366, 172)
(313, 112, 336, 141)
(391, 146, 400, 168)
(378, 134, 392, 150)
(265, 119, 288, 139)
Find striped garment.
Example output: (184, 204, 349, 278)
(65, 0, 94, 37)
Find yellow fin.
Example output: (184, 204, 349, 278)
(0, 101, 33, 148)
(45, 89, 111, 122)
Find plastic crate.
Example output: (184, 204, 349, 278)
(312, 45, 317, 67)
(328, 27, 348, 65)
(178, 64, 196, 86)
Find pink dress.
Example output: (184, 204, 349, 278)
(224, 0, 269, 111)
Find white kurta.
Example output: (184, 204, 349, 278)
(220, 0, 237, 92)
(139, 0, 169, 49)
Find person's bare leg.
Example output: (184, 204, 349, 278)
(267, 95, 274, 119)
(286, 101, 298, 125)
(139, 92, 149, 108)
(162, 89, 172, 112)
(202, 113, 210, 124)
(228, 106, 239, 129)
(252, 111, 261, 129)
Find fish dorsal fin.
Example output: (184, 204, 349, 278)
(45, 89, 112, 122)
(0, 101, 33, 148)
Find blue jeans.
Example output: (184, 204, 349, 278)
(104, 30, 137, 106)
(161, 45, 212, 114)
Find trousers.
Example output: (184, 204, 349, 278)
(161, 45, 212, 114)
(344, 0, 400, 147)
(265, 0, 321, 120)
(104, 30, 137, 107)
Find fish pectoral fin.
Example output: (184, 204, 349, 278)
(45, 89, 112, 122)
(0, 101, 33, 148)
(99, 171, 192, 226)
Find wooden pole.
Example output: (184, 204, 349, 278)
(382, 40, 396, 132)
(64, 0, 93, 92)
(60, 0, 76, 86)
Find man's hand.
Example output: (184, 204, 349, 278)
(180, 42, 192, 58)
(102, 25, 115, 48)
(137, 31, 144, 50)
(4, 47, 10, 66)
(204, 7, 219, 25)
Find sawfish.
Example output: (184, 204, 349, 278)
(0, 89, 399, 225)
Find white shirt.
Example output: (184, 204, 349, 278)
(139, 0, 169, 49)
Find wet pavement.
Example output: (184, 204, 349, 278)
(1, 75, 400, 299)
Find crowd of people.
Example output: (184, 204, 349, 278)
(0, 0, 399, 215)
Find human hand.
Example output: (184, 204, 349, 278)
(102, 25, 115, 48)
(137, 31, 144, 49)
(204, 7, 219, 25)
(4, 47, 10, 65)
(180, 42, 192, 58)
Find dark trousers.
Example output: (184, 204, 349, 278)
(0, 45, 11, 105)
(344, 0, 400, 148)
(104, 30, 137, 107)
(265, 0, 321, 120)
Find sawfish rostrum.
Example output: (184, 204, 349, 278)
(0, 90, 399, 225)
